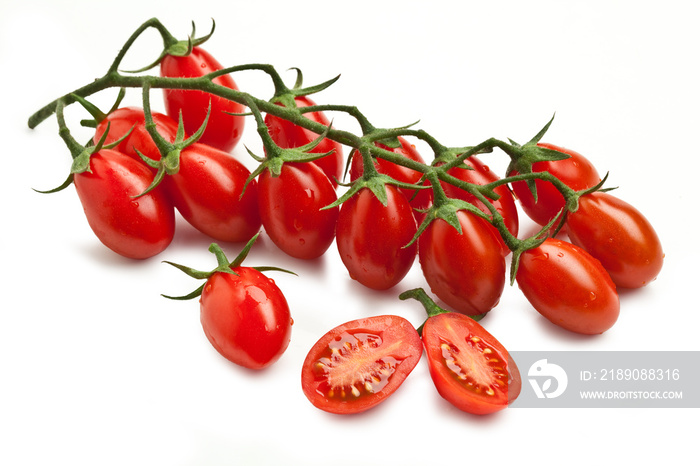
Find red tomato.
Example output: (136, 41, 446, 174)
(336, 186, 418, 290)
(73, 148, 175, 259)
(515, 238, 619, 334)
(566, 191, 663, 288)
(510, 143, 601, 226)
(93, 107, 179, 164)
(201, 266, 292, 370)
(164, 143, 261, 243)
(301, 315, 422, 414)
(160, 47, 244, 153)
(442, 155, 519, 253)
(422, 312, 521, 415)
(418, 210, 506, 316)
(265, 96, 344, 186)
(258, 162, 339, 259)
(349, 137, 432, 219)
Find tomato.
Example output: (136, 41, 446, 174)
(510, 143, 601, 226)
(164, 143, 261, 243)
(418, 210, 506, 316)
(160, 47, 244, 153)
(336, 186, 418, 290)
(515, 238, 619, 334)
(301, 315, 422, 414)
(93, 106, 179, 164)
(422, 312, 521, 415)
(73, 148, 175, 259)
(442, 155, 519, 253)
(566, 191, 663, 288)
(265, 96, 344, 186)
(258, 162, 339, 259)
(200, 266, 292, 370)
(349, 137, 432, 220)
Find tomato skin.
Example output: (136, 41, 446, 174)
(93, 107, 179, 164)
(265, 96, 344, 186)
(566, 191, 663, 288)
(73, 149, 175, 259)
(422, 312, 521, 415)
(200, 267, 292, 370)
(349, 137, 432, 220)
(301, 315, 423, 414)
(164, 143, 261, 243)
(511, 143, 601, 226)
(442, 156, 519, 254)
(336, 186, 418, 290)
(418, 211, 506, 316)
(160, 47, 244, 153)
(258, 162, 339, 259)
(515, 238, 619, 334)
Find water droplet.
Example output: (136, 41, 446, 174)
(557, 252, 564, 258)
(589, 292, 597, 301)
(534, 253, 549, 262)
(299, 238, 306, 246)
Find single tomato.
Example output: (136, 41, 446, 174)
(161, 47, 245, 153)
(566, 191, 663, 288)
(515, 238, 619, 334)
(301, 315, 422, 414)
(336, 185, 418, 290)
(258, 162, 339, 259)
(422, 312, 521, 415)
(73, 148, 175, 259)
(164, 143, 261, 243)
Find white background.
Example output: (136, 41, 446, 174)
(2, 1, 698, 464)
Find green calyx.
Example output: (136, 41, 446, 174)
(399, 288, 485, 335)
(162, 233, 296, 300)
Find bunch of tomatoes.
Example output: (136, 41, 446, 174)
(30, 19, 663, 417)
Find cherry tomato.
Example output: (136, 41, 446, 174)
(566, 191, 663, 288)
(93, 106, 179, 164)
(73, 148, 175, 259)
(336, 186, 418, 290)
(201, 266, 292, 370)
(422, 312, 521, 415)
(265, 96, 344, 186)
(349, 137, 432, 220)
(160, 47, 244, 153)
(510, 143, 601, 226)
(442, 155, 519, 253)
(258, 162, 338, 259)
(301, 315, 422, 414)
(515, 238, 619, 334)
(418, 210, 506, 316)
(164, 143, 261, 243)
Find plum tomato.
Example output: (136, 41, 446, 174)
(566, 191, 663, 288)
(510, 143, 601, 226)
(301, 315, 423, 414)
(422, 312, 521, 415)
(73, 148, 175, 259)
(418, 210, 506, 316)
(441, 155, 519, 253)
(265, 96, 344, 186)
(93, 107, 179, 164)
(335, 185, 418, 290)
(349, 137, 432, 220)
(160, 47, 245, 153)
(164, 143, 261, 243)
(258, 162, 339, 260)
(515, 238, 619, 334)
(201, 266, 292, 370)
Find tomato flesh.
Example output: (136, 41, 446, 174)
(566, 191, 663, 288)
(301, 315, 422, 414)
(422, 312, 521, 415)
